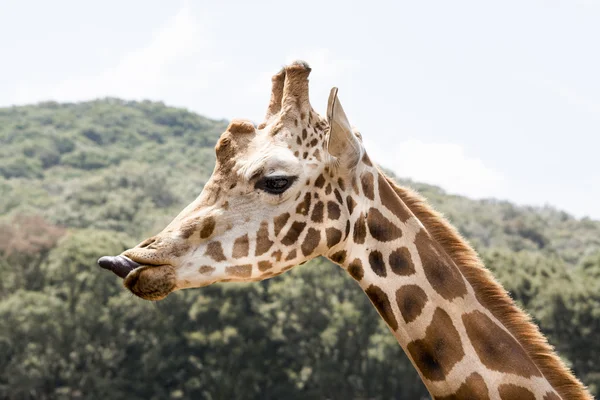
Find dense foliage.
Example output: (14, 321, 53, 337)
(0, 99, 599, 399)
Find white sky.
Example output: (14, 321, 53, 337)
(2, 0, 599, 219)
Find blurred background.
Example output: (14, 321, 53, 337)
(1, 1, 599, 399)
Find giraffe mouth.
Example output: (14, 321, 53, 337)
(98, 255, 141, 278)
(122, 264, 177, 301)
(98, 255, 176, 300)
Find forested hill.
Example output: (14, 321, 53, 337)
(1, 99, 599, 399)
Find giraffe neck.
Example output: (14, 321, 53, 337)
(328, 165, 587, 400)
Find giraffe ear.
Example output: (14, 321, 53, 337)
(326, 87, 362, 168)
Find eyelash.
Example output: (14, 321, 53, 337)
(255, 176, 297, 195)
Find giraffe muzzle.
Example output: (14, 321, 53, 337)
(97, 255, 141, 279)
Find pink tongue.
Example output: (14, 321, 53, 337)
(97, 255, 140, 278)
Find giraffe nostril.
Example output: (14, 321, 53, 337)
(138, 237, 157, 249)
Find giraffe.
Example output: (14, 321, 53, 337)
(98, 61, 592, 400)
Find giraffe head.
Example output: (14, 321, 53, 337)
(98, 61, 367, 300)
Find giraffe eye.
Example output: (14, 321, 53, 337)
(256, 176, 297, 194)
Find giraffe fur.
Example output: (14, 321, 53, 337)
(99, 61, 593, 400)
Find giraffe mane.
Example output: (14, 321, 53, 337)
(381, 171, 593, 400)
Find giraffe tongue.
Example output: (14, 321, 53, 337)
(97, 255, 141, 279)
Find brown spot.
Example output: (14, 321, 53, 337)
(362, 152, 373, 166)
(353, 213, 367, 244)
(395, 285, 428, 323)
(232, 234, 249, 258)
(294, 118, 298, 127)
(543, 392, 561, 400)
(255, 221, 273, 256)
(311, 201, 324, 222)
(271, 250, 282, 262)
(296, 192, 311, 215)
(377, 174, 411, 222)
(258, 260, 273, 272)
(337, 178, 346, 191)
(199, 265, 215, 275)
(365, 285, 398, 331)
(346, 195, 356, 215)
(434, 373, 489, 400)
(315, 174, 325, 188)
(170, 242, 190, 257)
(302, 128, 307, 139)
(351, 176, 360, 195)
(415, 229, 467, 300)
(282, 221, 307, 245)
(294, 151, 299, 157)
(407, 308, 464, 381)
(347, 258, 364, 280)
(327, 201, 341, 220)
(366, 208, 403, 242)
(225, 264, 252, 278)
(334, 188, 343, 205)
(389, 247, 415, 276)
(200, 216, 216, 239)
(274, 213, 290, 236)
(463, 310, 542, 378)
(302, 152, 308, 159)
(229, 182, 237, 189)
(313, 148, 321, 161)
(310, 139, 318, 146)
(361, 172, 375, 200)
(330, 250, 346, 264)
(285, 249, 297, 261)
(301, 228, 321, 256)
(344, 220, 350, 239)
(205, 241, 226, 262)
(326, 228, 342, 248)
(325, 183, 332, 195)
(368, 251, 386, 277)
(498, 384, 535, 400)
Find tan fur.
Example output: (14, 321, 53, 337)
(280, 62, 312, 122)
(381, 172, 593, 400)
(263, 69, 286, 123)
(227, 119, 256, 135)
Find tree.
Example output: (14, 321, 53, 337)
(0, 215, 65, 295)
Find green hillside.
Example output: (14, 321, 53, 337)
(1, 99, 599, 399)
